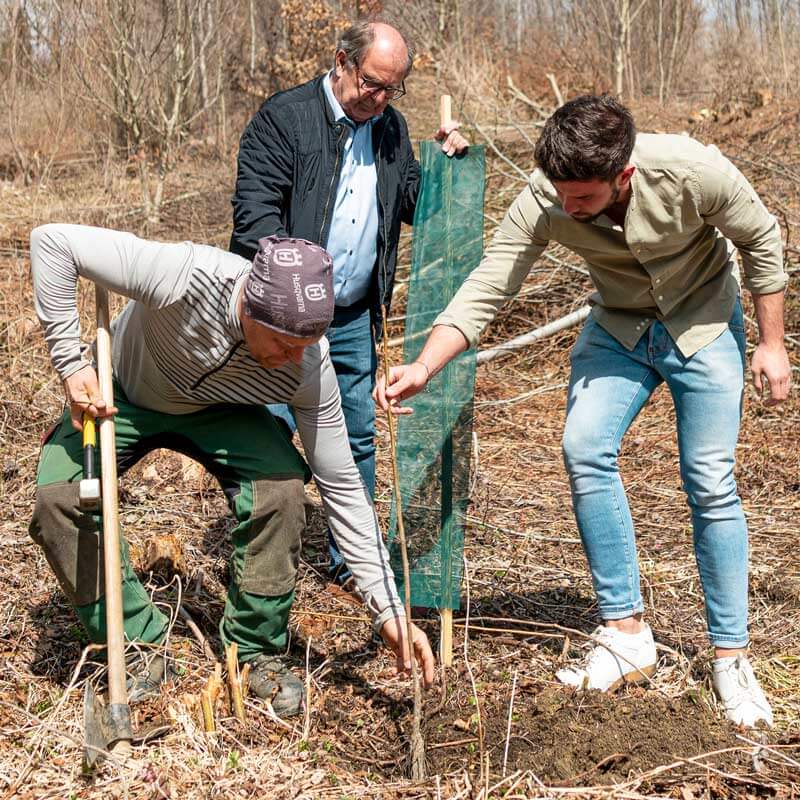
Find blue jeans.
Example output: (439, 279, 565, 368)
(562, 303, 748, 648)
(268, 300, 377, 582)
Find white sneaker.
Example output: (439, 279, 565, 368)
(712, 655, 774, 728)
(556, 624, 657, 692)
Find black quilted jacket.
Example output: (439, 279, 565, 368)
(229, 75, 420, 324)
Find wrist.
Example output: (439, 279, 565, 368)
(413, 360, 431, 384)
(756, 338, 786, 351)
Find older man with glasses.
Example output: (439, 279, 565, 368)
(230, 20, 467, 587)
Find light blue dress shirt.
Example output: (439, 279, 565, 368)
(322, 73, 380, 307)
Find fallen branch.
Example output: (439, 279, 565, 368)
(476, 306, 591, 364)
(505, 75, 551, 119)
(546, 72, 564, 107)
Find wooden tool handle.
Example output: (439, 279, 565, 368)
(95, 286, 129, 714)
(440, 95, 452, 129)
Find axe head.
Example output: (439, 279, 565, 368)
(83, 682, 133, 770)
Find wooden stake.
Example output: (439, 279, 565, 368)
(380, 305, 425, 780)
(438, 93, 455, 671)
(439, 95, 452, 130)
(439, 608, 453, 667)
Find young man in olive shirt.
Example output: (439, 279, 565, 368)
(377, 95, 790, 728)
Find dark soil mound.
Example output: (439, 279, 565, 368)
(425, 685, 743, 785)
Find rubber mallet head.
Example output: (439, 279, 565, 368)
(79, 414, 101, 511)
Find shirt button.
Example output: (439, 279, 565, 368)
(657, 295, 663, 301)
(655, 278, 661, 284)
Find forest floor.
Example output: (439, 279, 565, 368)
(0, 81, 798, 798)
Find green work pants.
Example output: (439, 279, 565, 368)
(29, 392, 310, 662)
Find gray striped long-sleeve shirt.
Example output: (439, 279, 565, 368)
(30, 223, 402, 630)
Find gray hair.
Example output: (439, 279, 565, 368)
(335, 20, 415, 75)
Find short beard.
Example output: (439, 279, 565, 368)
(571, 182, 621, 224)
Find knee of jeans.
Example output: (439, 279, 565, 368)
(562, 425, 614, 476)
(685, 474, 740, 511)
(236, 476, 306, 597)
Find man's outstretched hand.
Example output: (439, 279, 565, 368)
(373, 362, 430, 415)
(63, 364, 117, 431)
(380, 615, 436, 687)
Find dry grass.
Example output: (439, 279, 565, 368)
(0, 88, 798, 798)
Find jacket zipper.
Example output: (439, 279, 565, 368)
(319, 123, 348, 243)
(190, 341, 243, 390)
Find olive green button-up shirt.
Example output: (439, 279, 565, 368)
(436, 133, 787, 357)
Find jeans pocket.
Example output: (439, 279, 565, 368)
(728, 297, 745, 334)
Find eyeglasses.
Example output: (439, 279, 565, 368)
(353, 60, 406, 100)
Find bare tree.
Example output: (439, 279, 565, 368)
(0, 1, 71, 185)
(62, 0, 231, 223)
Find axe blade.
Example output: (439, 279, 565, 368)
(83, 682, 133, 771)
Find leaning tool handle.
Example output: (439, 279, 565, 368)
(437, 93, 455, 669)
(95, 285, 132, 751)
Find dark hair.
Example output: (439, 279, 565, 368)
(534, 95, 636, 182)
(335, 20, 415, 75)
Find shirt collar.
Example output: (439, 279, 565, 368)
(323, 71, 381, 128)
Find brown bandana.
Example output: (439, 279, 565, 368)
(244, 236, 334, 338)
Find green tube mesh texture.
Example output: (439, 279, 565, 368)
(389, 140, 486, 610)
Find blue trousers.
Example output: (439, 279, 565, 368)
(562, 302, 749, 648)
(269, 300, 377, 581)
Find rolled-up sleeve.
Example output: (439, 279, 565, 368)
(697, 147, 787, 295)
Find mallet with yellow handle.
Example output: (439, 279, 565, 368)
(79, 413, 101, 511)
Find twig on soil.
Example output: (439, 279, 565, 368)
(178, 606, 218, 664)
(380, 303, 426, 781)
(735, 734, 800, 768)
(502, 669, 518, 777)
(427, 736, 479, 750)
(567, 751, 630, 785)
(462, 555, 488, 794)
(487, 769, 525, 798)
(244, 697, 293, 731)
(452, 622, 563, 639)
(302, 636, 312, 743)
